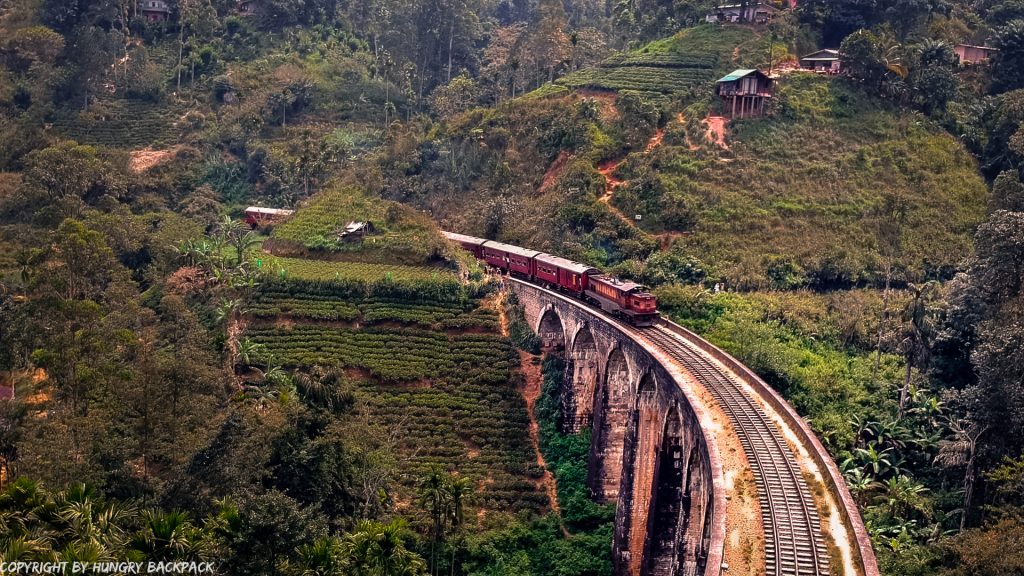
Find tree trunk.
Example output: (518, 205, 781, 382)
(447, 19, 455, 83)
(899, 358, 912, 416)
(872, 263, 892, 384)
(961, 445, 976, 532)
(177, 28, 185, 92)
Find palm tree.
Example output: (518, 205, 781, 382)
(127, 510, 205, 561)
(343, 519, 427, 576)
(292, 367, 356, 413)
(446, 476, 472, 576)
(898, 281, 938, 415)
(934, 417, 988, 531)
(417, 468, 450, 575)
(284, 536, 345, 576)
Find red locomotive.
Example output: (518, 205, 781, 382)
(443, 231, 659, 327)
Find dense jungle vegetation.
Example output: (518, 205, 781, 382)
(1, 0, 1024, 574)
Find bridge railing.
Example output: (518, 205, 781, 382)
(657, 319, 880, 576)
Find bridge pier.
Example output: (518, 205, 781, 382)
(520, 294, 723, 576)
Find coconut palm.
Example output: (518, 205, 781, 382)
(127, 510, 206, 561)
(292, 367, 356, 413)
(343, 519, 427, 576)
(417, 468, 450, 575)
(284, 536, 345, 576)
(446, 476, 472, 576)
(934, 416, 988, 531)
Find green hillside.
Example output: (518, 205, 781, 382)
(555, 25, 759, 95)
(611, 73, 988, 288)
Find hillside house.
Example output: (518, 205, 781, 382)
(139, 0, 171, 22)
(716, 69, 774, 118)
(954, 44, 997, 65)
(706, 2, 780, 24)
(244, 207, 294, 228)
(238, 0, 261, 16)
(337, 221, 375, 242)
(800, 49, 842, 73)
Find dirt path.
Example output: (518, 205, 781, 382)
(704, 116, 729, 149)
(596, 128, 666, 228)
(541, 150, 575, 193)
(494, 292, 570, 536)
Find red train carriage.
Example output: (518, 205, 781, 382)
(535, 253, 599, 296)
(442, 231, 658, 326)
(585, 274, 659, 327)
(442, 231, 487, 259)
(481, 240, 540, 277)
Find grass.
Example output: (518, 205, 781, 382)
(613, 74, 988, 288)
(271, 186, 449, 265)
(259, 254, 457, 283)
(554, 25, 755, 95)
(51, 98, 183, 149)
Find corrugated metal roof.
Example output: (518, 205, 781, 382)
(483, 240, 541, 259)
(590, 274, 648, 294)
(441, 231, 487, 246)
(245, 207, 294, 216)
(535, 253, 599, 275)
(717, 69, 759, 83)
(801, 49, 840, 60)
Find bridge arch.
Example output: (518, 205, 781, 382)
(590, 346, 633, 502)
(645, 406, 687, 575)
(681, 441, 712, 574)
(619, 371, 664, 575)
(565, 323, 599, 433)
(537, 306, 566, 352)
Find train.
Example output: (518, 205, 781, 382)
(442, 231, 659, 327)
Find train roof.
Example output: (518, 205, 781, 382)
(441, 231, 487, 246)
(590, 274, 650, 294)
(535, 253, 599, 275)
(482, 240, 541, 259)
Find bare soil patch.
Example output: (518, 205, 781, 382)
(130, 146, 181, 173)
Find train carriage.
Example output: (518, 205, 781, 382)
(535, 253, 599, 296)
(442, 230, 659, 326)
(481, 240, 540, 277)
(442, 231, 488, 259)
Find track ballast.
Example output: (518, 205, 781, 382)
(639, 322, 831, 576)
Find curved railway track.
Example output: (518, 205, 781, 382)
(639, 322, 831, 576)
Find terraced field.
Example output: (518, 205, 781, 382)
(260, 254, 459, 284)
(555, 24, 755, 94)
(250, 287, 500, 330)
(51, 99, 182, 148)
(246, 322, 547, 514)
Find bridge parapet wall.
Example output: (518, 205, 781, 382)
(657, 321, 880, 576)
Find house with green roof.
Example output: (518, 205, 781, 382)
(715, 69, 774, 118)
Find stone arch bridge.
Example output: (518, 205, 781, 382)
(509, 279, 879, 576)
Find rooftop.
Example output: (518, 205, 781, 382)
(717, 69, 763, 82)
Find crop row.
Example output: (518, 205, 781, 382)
(250, 286, 500, 329)
(261, 255, 458, 284)
(247, 326, 515, 381)
(560, 66, 713, 94)
(601, 52, 718, 69)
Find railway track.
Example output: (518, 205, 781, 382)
(639, 322, 831, 576)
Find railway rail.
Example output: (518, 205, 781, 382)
(639, 322, 831, 576)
